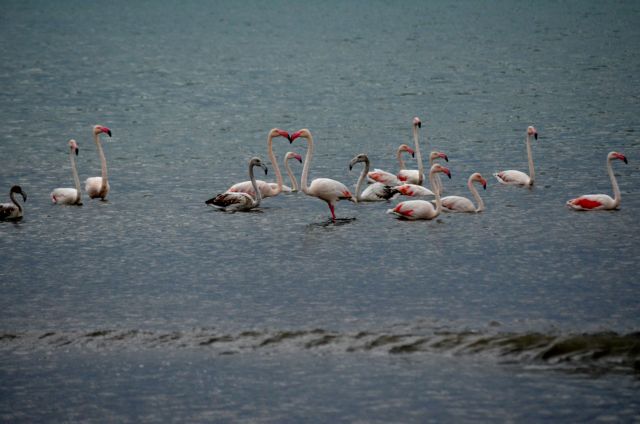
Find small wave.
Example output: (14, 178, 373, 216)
(1, 328, 638, 374)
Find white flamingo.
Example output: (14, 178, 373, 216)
(396, 116, 426, 184)
(386, 164, 450, 220)
(566, 151, 628, 211)
(440, 173, 487, 213)
(349, 154, 399, 202)
(225, 128, 291, 198)
(494, 126, 538, 186)
(290, 129, 355, 220)
(367, 144, 414, 185)
(0, 185, 27, 221)
(394, 151, 449, 197)
(206, 157, 268, 211)
(85, 125, 112, 200)
(273, 151, 302, 193)
(51, 139, 82, 205)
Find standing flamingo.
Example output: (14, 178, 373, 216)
(290, 129, 355, 220)
(494, 126, 538, 186)
(225, 128, 291, 198)
(440, 173, 487, 213)
(273, 151, 302, 193)
(387, 164, 451, 220)
(394, 151, 449, 197)
(0, 186, 27, 221)
(396, 116, 426, 184)
(51, 139, 82, 205)
(367, 144, 414, 185)
(566, 151, 628, 211)
(85, 125, 112, 200)
(349, 154, 399, 201)
(206, 157, 268, 211)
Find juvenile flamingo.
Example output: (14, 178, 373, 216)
(367, 144, 414, 185)
(85, 125, 112, 200)
(51, 139, 82, 205)
(349, 154, 399, 202)
(0, 186, 27, 221)
(386, 164, 451, 220)
(206, 157, 268, 211)
(566, 151, 628, 211)
(290, 129, 355, 220)
(440, 173, 487, 213)
(494, 126, 538, 186)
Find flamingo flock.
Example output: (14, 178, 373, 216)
(0, 119, 631, 222)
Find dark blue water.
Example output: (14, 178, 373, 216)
(1, 1, 639, 421)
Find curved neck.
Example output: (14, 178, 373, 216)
(429, 170, 441, 216)
(94, 131, 108, 191)
(525, 133, 534, 185)
(284, 156, 299, 192)
(300, 133, 314, 195)
(468, 178, 484, 212)
(9, 191, 22, 212)
(354, 159, 370, 201)
(608, 157, 621, 207)
(397, 148, 407, 170)
(70, 149, 82, 203)
(249, 163, 262, 206)
(267, 133, 283, 195)
(413, 124, 424, 185)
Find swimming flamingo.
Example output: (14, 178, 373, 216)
(206, 157, 268, 211)
(566, 151, 628, 211)
(396, 116, 426, 184)
(394, 151, 449, 197)
(387, 164, 451, 220)
(440, 173, 487, 213)
(494, 126, 538, 186)
(226, 128, 291, 198)
(349, 154, 399, 201)
(85, 125, 112, 200)
(290, 129, 355, 220)
(272, 151, 302, 193)
(0, 186, 27, 221)
(367, 144, 414, 185)
(51, 139, 82, 205)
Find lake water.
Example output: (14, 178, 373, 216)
(1, 0, 639, 422)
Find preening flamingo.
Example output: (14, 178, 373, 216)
(0, 185, 27, 221)
(394, 151, 449, 197)
(349, 154, 399, 202)
(225, 128, 291, 198)
(566, 151, 628, 211)
(51, 139, 82, 205)
(367, 144, 414, 185)
(387, 164, 451, 220)
(396, 116, 426, 184)
(85, 125, 112, 200)
(206, 157, 268, 211)
(271, 151, 302, 193)
(440, 172, 487, 213)
(494, 126, 538, 186)
(290, 129, 355, 220)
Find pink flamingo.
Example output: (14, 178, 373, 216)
(394, 151, 449, 197)
(290, 129, 355, 220)
(566, 151, 628, 211)
(85, 125, 112, 200)
(440, 173, 487, 213)
(386, 164, 451, 220)
(274, 151, 303, 193)
(51, 139, 82, 205)
(367, 144, 414, 185)
(396, 117, 425, 184)
(494, 126, 538, 186)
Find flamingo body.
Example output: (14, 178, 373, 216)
(396, 169, 425, 185)
(51, 188, 81, 205)
(388, 200, 438, 220)
(566, 151, 627, 211)
(0, 186, 26, 221)
(394, 184, 434, 197)
(367, 169, 401, 186)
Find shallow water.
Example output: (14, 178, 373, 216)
(1, 0, 640, 421)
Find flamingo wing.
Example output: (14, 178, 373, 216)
(387, 200, 436, 220)
(566, 194, 614, 210)
(360, 183, 399, 201)
(0, 203, 19, 220)
(440, 195, 475, 212)
(396, 169, 423, 184)
(206, 191, 255, 210)
(395, 184, 434, 197)
(493, 170, 530, 185)
(228, 180, 274, 198)
(367, 169, 400, 186)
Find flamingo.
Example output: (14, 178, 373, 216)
(273, 151, 302, 193)
(386, 164, 451, 220)
(566, 151, 628, 211)
(205, 157, 268, 211)
(394, 151, 449, 197)
(349, 154, 399, 202)
(0, 185, 27, 221)
(396, 116, 426, 185)
(225, 128, 291, 198)
(290, 129, 355, 220)
(440, 173, 487, 213)
(85, 125, 112, 200)
(367, 144, 414, 185)
(494, 126, 538, 186)
(51, 139, 83, 205)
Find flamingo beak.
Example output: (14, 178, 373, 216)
(295, 155, 302, 163)
(623, 156, 628, 164)
(417, 121, 422, 128)
(482, 181, 487, 190)
(21, 192, 27, 202)
(445, 169, 451, 179)
(276, 130, 290, 140)
(442, 154, 449, 162)
(75, 147, 79, 156)
(290, 131, 302, 142)
(534, 132, 538, 140)
(263, 166, 268, 176)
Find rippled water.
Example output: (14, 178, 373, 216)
(1, 0, 640, 421)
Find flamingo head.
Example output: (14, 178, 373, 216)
(10, 185, 26, 202)
(609, 151, 628, 164)
(286, 152, 303, 163)
(249, 157, 268, 175)
(398, 144, 415, 157)
(527, 126, 537, 140)
(289, 129, 311, 143)
(93, 125, 112, 137)
(413, 116, 422, 128)
(68, 139, 79, 156)
(471, 173, 487, 190)
(431, 151, 448, 162)
(349, 153, 369, 171)
(271, 128, 291, 142)
(431, 164, 451, 179)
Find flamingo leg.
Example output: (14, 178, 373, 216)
(327, 202, 336, 220)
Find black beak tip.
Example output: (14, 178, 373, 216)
(411, 153, 415, 158)
(444, 156, 449, 162)
(107, 130, 112, 137)
(534, 133, 538, 140)
(75, 148, 79, 156)
(349, 165, 353, 171)
(624, 158, 628, 164)
(418, 122, 422, 128)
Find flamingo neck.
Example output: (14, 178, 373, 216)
(430, 156, 441, 195)
(9, 191, 22, 213)
(429, 169, 441, 216)
(468, 177, 484, 212)
(300, 133, 314, 195)
(414, 124, 424, 185)
(354, 158, 370, 202)
(397, 148, 407, 170)
(267, 133, 283, 195)
(525, 133, 535, 185)
(284, 156, 299, 192)
(70, 148, 82, 204)
(249, 162, 262, 207)
(608, 157, 621, 207)
(95, 131, 108, 192)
